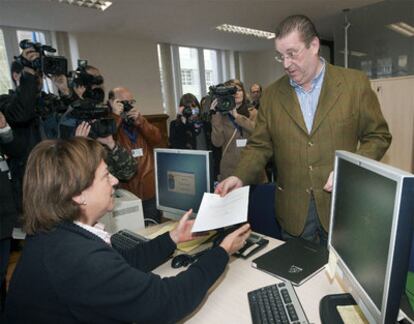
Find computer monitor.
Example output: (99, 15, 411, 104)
(154, 148, 213, 219)
(326, 151, 414, 323)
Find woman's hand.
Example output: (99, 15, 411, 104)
(210, 98, 218, 112)
(220, 223, 251, 255)
(170, 209, 199, 244)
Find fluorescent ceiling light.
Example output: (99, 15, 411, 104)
(216, 24, 275, 39)
(339, 50, 367, 57)
(387, 22, 414, 37)
(57, 0, 112, 11)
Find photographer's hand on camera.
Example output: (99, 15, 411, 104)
(126, 107, 142, 126)
(110, 99, 124, 116)
(51, 74, 71, 96)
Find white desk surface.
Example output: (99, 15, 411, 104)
(141, 224, 344, 324)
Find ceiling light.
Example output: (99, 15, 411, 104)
(57, 0, 112, 11)
(386, 22, 414, 37)
(216, 24, 275, 39)
(339, 50, 367, 57)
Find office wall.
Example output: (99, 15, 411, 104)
(239, 49, 285, 90)
(71, 32, 164, 115)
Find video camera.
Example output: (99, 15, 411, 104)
(15, 39, 68, 76)
(35, 92, 67, 119)
(68, 60, 105, 103)
(209, 84, 237, 114)
(70, 99, 116, 138)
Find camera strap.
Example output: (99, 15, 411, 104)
(227, 114, 243, 137)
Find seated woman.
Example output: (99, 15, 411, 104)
(5, 137, 250, 324)
(169, 93, 211, 151)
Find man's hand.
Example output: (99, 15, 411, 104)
(96, 135, 116, 150)
(323, 171, 334, 192)
(169, 209, 200, 244)
(75, 121, 91, 137)
(215, 176, 243, 197)
(21, 47, 39, 62)
(51, 74, 70, 95)
(127, 107, 142, 125)
(220, 223, 251, 255)
(109, 99, 124, 116)
(0, 112, 8, 129)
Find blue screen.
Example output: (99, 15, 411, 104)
(156, 151, 211, 213)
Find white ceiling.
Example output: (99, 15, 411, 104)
(0, 0, 383, 51)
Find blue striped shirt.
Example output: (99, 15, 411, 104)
(289, 58, 326, 133)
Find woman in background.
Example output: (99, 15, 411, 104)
(211, 79, 256, 180)
(5, 137, 250, 324)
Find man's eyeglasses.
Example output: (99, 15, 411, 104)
(274, 45, 307, 63)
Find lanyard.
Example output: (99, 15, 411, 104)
(227, 114, 243, 137)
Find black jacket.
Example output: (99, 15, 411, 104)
(169, 117, 212, 150)
(5, 222, 229, 323)
(0, 74, 43, 212)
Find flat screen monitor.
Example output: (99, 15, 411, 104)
(328, 151, 414, 324)
(154, 148, 213, 219)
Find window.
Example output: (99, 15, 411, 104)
(203, 49, 219, 90)
(0, 29, 12, 95)
(181, 69, 193, 85)
(178, 47, 201, 98)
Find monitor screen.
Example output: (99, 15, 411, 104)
(154, 149, 212, 217)
(328, 151, 414, 324)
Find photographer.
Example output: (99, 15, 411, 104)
(108, 87, 162, 223)
(210, 79, 256, 180)
(169, 93, 212, 150)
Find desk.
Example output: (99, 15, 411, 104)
(141, 225, 344, 323)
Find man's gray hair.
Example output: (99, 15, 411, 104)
(275, 15, 319, 45)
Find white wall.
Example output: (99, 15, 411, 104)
(239, 49, 285, 90)
(71, 32, 164, 115)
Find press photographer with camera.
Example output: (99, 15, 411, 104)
(210, 79, 258, 180)
(108, 87, 162, 223)
(0, 43, 66, 212)
(169, 93, 212, 150)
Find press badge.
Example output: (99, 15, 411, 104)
(0, 160, 9, 172)
(236, 139, 247, 147)
(132, 148, 143, 158)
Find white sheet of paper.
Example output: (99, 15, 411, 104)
(191, 186, 249, 232)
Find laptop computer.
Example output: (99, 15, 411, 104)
(251, 238, 328, 286)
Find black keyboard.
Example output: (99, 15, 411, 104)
(111, 229, 149, 250)
(248, 281, 309, 324)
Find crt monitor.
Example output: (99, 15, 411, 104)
(154, 148, 213, 219)
(326, 151, 414, 323)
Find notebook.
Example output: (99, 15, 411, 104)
(251, 238, 328, 286)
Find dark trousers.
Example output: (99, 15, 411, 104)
(142, 197, 161, 224)
(281, 195, 328, 247)
(0, 238, 11, 312)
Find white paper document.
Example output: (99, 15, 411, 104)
(191, 186, 250, 232)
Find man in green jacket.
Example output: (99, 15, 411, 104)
(216, 15, 391, 246)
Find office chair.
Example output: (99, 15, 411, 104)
(248, 183, 281, 240)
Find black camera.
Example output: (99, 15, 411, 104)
(70, 99, 116, 138)
(68, 59, 105, 103)
(120, 100, 135, 126)
(182, 105, 193, 118)
(35, 92, 67, 118)
(16, 39, 67, 76)
(209, 84, 237, 114)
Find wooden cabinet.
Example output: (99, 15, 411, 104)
(371, 76, 414, 172)
(144, 113, 170, 148)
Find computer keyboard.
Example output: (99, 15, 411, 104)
(248, 281, 309, 324)
(111, 229, 149, 250)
